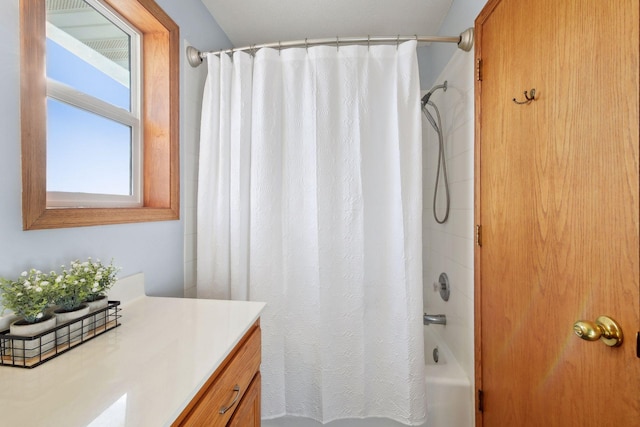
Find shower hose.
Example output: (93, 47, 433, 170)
(422, 99, 450, 224)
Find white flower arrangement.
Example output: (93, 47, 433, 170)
(50, 264, 92, 312)
(0, 269, 54, 323)
(1, 258, 121, 319)
(51, 258, 118, 311)
(84, 258, 120, 302)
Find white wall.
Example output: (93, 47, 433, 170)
(182, 49, 207, 299)
(422, 48, 475, 382)
(419, 0, 488, 388)
(0, 1, 228, 314)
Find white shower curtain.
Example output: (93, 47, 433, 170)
(197, 41, 426, 425)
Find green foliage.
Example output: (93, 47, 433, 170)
(1, 258, 121, 318)
(51, 258, 121, 310)
(0, 269, 54, 323)
(84, 258, 120, 302)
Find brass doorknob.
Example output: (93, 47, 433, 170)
(573, 316, 623, 347)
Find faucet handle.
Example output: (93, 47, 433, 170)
(433, 273, 450, 302)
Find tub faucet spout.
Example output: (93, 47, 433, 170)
(423, 313, 447, 325)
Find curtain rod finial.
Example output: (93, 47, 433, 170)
(186, 45, 203, 67)
(458, 28, 474, 52)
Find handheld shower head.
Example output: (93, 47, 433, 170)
(421, 80, 448, 107)
(420, 80, 450, 225)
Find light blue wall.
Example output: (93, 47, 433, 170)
(0, 1, 230, 300)
(418, 0, 488, 89)
(156, 0, 230, 53)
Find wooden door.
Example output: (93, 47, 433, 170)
(475, 0, 640, 425)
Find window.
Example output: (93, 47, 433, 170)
(20, 0, 179, 229)
(46, 0, 142, 208)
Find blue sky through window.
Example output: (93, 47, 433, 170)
(46, 38, 130, 110)
(46, 38, 133, 196)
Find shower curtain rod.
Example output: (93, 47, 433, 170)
(186, 27, 474, 67)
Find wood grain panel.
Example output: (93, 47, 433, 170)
(228, 373, 262, 427)
(20, 0, 47, 230)
(173, 323, 261, 427)
(476, 0, 640, 425)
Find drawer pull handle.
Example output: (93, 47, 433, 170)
(219, 385, 241, 414)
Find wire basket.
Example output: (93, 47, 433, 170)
(0, 301, 122, 369)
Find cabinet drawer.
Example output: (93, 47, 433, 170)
(174, 324, 261, 426)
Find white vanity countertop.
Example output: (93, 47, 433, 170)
(0, 296, 265, 427)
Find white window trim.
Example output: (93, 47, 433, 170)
(47, 191, 143, 208)
(47, 80, 138, 126)
(46, 22, 130, 88)
(45, 0, 143, 209)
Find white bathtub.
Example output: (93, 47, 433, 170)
(423, 327, 473, 427)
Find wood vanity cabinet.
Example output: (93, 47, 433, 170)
(172, 321, 261, 426)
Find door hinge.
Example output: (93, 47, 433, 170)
(475, 224, 482, 247)
(476, 58, 483, 81)
(478, 389, 484, 412)
(636, 332, 639, 358)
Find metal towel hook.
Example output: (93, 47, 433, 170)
(513, 88, 536, 105)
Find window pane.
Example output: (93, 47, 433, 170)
(47, 98, 132, 196)
(46, 0, 131, 110)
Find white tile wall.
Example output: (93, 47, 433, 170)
(422, 48, 475, 383)
(183, 42, 207, 298)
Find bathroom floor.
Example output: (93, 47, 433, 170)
(262, 417, 421, 427)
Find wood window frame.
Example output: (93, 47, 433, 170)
(20, 0, 180, 230)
